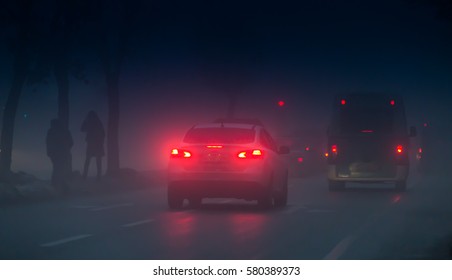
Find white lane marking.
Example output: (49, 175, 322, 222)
(282, 205, 306, 215)
(307, 209, 334, 213)
(40, 234, 92, 247)
(70, 205, 96, 209)
(121, 219, 155, 228)
(90, 203, 134, 212)
(218, 199, 235, 204)
(323, 235, 355, 260)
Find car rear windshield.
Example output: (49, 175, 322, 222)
(183, 128, 256, 144)
(338, 107, 394, 134)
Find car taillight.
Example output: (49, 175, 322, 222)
(396, 145, 403, 154)
(237, 149, 264, 159)
(171, 148, 192, 158)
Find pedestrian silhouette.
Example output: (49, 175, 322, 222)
(46, 118, 73, 193)
(81, 111, 105, 181)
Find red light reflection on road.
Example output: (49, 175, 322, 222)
(160, 212, 196, 258)
(392, 195, 401, 204)
(229, 213, 267, 247)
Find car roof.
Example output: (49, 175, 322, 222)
(213, 118, 265, 126)
(193, 123, 261, 130)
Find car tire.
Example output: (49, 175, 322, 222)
(274, 175, 288, 208)
(395, 180, 407, 191)
(188, 197, 202, 209)
(168, 185, 184, 210)
(328, 180, 345, 192)
(257, 183, 273, 209)
(257, 195, 273, 209)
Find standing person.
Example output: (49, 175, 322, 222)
(46, 118, 73, 193)
(81, 111, 105, 181)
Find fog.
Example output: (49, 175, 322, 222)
(5, 79, 452, 179)
(1, 0, 452, 179)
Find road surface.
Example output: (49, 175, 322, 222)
(1, 173, 451, 259)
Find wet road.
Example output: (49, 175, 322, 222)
(1, 173, 452, 259)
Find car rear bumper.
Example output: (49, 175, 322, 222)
(168, 180, 269, 199)
(168, 162, 270, 184)
(168, 165, 272, 199)
(327, 164, 409, 182)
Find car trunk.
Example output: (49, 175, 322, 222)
(180, 144, 255, 172)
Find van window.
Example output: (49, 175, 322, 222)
(338, 107, 394, 134)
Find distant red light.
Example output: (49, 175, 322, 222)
(278, 100, 285, 107)
(305, 146, 310, 151)
(297, 157, 303, 163)
(396, 145, 403, 154)
(341, 99, 346, 105)
(424, 123, 428, 127)
(331, 144, 338, 154)
(418, 148, 422, 153)
(390, 100, 395, 106)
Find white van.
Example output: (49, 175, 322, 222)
(327, 94, 416, 191)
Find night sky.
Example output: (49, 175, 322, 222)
(1, 0, 451, 177)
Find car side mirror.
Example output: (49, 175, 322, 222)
(279, 146, 290, 154)
(409, 126, 417, 137)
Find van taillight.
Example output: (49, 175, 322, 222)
(331, 144, 338, 154)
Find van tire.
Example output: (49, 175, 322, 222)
(395, 180, 407, 191)
(328, 180, 345, 191)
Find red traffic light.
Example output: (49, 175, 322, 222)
(277, 100, 285, 107)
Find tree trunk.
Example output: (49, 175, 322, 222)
(54, 61, 69, 127)
(106, 72, 120, 176)
(0, 55, 28, 178)
(54, 59, 73, 173)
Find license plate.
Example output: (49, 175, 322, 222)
(350, 162, 378, 172)
(205, 152, 223, 162)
